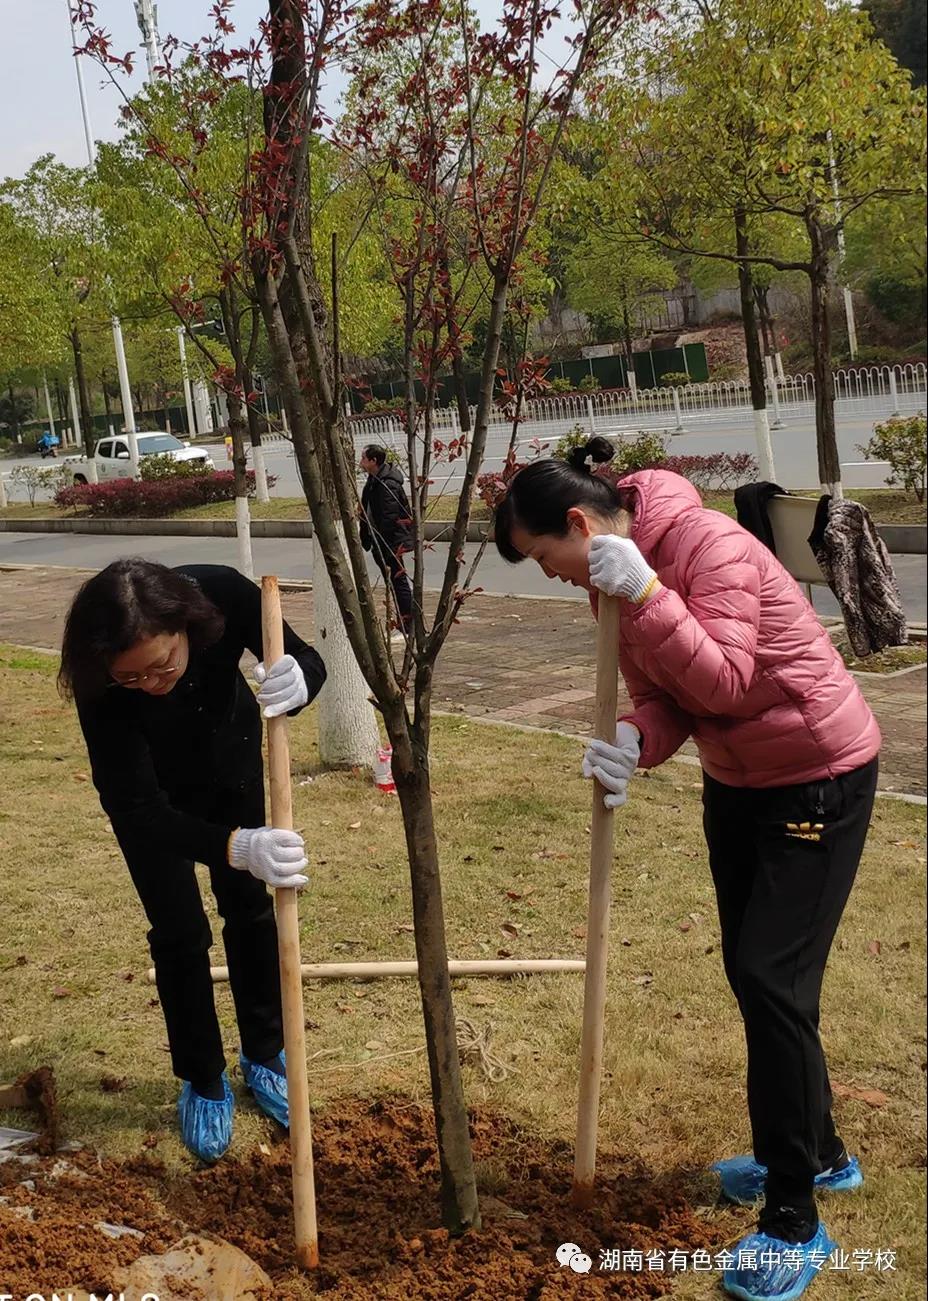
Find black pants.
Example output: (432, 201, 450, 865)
(374, 545, 413, 627)
(703, 757, 878, 1209)
(121, 782, 283, 1084)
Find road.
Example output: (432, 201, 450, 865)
(220, 404, 922, 497)
(1, 531, 924, 623)
(3, 390, 926, 502)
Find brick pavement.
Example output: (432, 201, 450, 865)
(2, 564, 924, 796)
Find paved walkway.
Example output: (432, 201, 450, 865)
(1, 564, 924, 797)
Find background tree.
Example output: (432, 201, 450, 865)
(593, 0, 926, 490)
(863, 0, 926, 86)
(565, 232, 677, 365)
(0, 162, 103, 452)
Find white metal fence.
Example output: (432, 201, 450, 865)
(325, 362, 927, 471)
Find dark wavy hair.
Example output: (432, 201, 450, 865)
(494, 437, 634, 563)
(58, 559, 225, 701)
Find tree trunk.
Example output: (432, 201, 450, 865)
(226, 390, 254, 579)
(387, 704, 480, 1234)
(313, 524, 379, 768)
(735, 210, 775, 481)
(70, 326, 95, 456)
(451, 351, 471, 434)
(242, 365, 271, 503)
(755, 284, 782, 375)
(621, 301, 634, 371)
(7, 383, 20, 442)
(54, 378, 67, 432)
(101, 374, 112, 424)
(805, 213, 841, 495)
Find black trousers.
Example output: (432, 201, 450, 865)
(121, 782, 283, 1084)
(374, 545, 413, 627)
(702, 757, 878, 1209)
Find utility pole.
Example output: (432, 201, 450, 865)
(827, 133, 859, 362)
(66, 1, 139, 472)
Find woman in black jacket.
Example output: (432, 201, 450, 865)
(59, 560, 326, 1162)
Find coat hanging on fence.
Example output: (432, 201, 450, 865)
(734, 481, 789, 554)
(808, 497, 908, 658)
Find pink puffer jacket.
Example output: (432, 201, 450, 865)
(608, 470, 881, 787)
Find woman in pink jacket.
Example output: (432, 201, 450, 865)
(495, 437, 880, 1301)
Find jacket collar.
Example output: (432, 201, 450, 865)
(619, 469, 703, 558)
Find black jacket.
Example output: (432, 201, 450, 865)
(360, 463, 413, 559)
(734, 481, 788, 554)
(77, 564, 325, 867)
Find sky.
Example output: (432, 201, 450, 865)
(0, 0, 272, 178)
(0, 0, 575, 182)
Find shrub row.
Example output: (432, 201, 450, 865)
(55, 470, 266, 518)
(476, 433, 758, 510)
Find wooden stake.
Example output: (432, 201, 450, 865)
(261, 575, 319, 1270)
(146, 958, 586, 984)
(572, 592, 621, 1208)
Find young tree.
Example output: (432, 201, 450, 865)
(75, 0, 639, 1232)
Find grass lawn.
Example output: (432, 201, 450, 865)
(2, 487, 924, 526)
(0, 644, 925, 1296)
(836, 639, 927, 674)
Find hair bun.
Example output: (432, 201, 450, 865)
(566, 436, 615, 473)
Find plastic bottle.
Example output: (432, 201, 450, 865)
(373, 745, 396, 794)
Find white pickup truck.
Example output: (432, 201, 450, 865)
(68, 433, 215, 484)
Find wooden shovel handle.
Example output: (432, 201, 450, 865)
(572, 591, 621, 1206)
(261, 576, 319, 1269)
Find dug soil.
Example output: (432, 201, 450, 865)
(0, 1096, 740, 1299)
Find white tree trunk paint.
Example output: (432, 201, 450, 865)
(235, 495, 254, 579)
(313, 528, 379, 770)
(253, 442, 271, 503)
(752, 408, 776, 482)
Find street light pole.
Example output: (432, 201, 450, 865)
(177, 326, 197, 437)
(134, 0, 162, 79)
(66, 1, 139, 472)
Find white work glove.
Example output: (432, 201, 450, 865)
(229, 827, 309, 889)
(252, 654, 309, 718)
(589, 535, 658, 603)
(582, 721, 641, 810)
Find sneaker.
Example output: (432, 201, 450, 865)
(177, 1073, 233, 1163)
(723, 1209, 836, 1301)
(714, 1153, 862, 1206)
(240, 1051, 289, 1128)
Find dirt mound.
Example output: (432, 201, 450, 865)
(1, 1097, 738, 1299)
(677, 322, 748, 377)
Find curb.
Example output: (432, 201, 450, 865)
(0, 517, 493, 543)
(0, 513, 922, 551)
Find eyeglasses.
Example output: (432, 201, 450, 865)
(111, 663, 183, 689)
(110, 639, 184, 688)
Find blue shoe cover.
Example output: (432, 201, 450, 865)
(177, 1074, 233, 1163)
(723, 1223, 836, 1301)
(714, 1156, 768, 1204)
(240, 1050, 290, 1128)
(714, 1155, 863, 1206)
